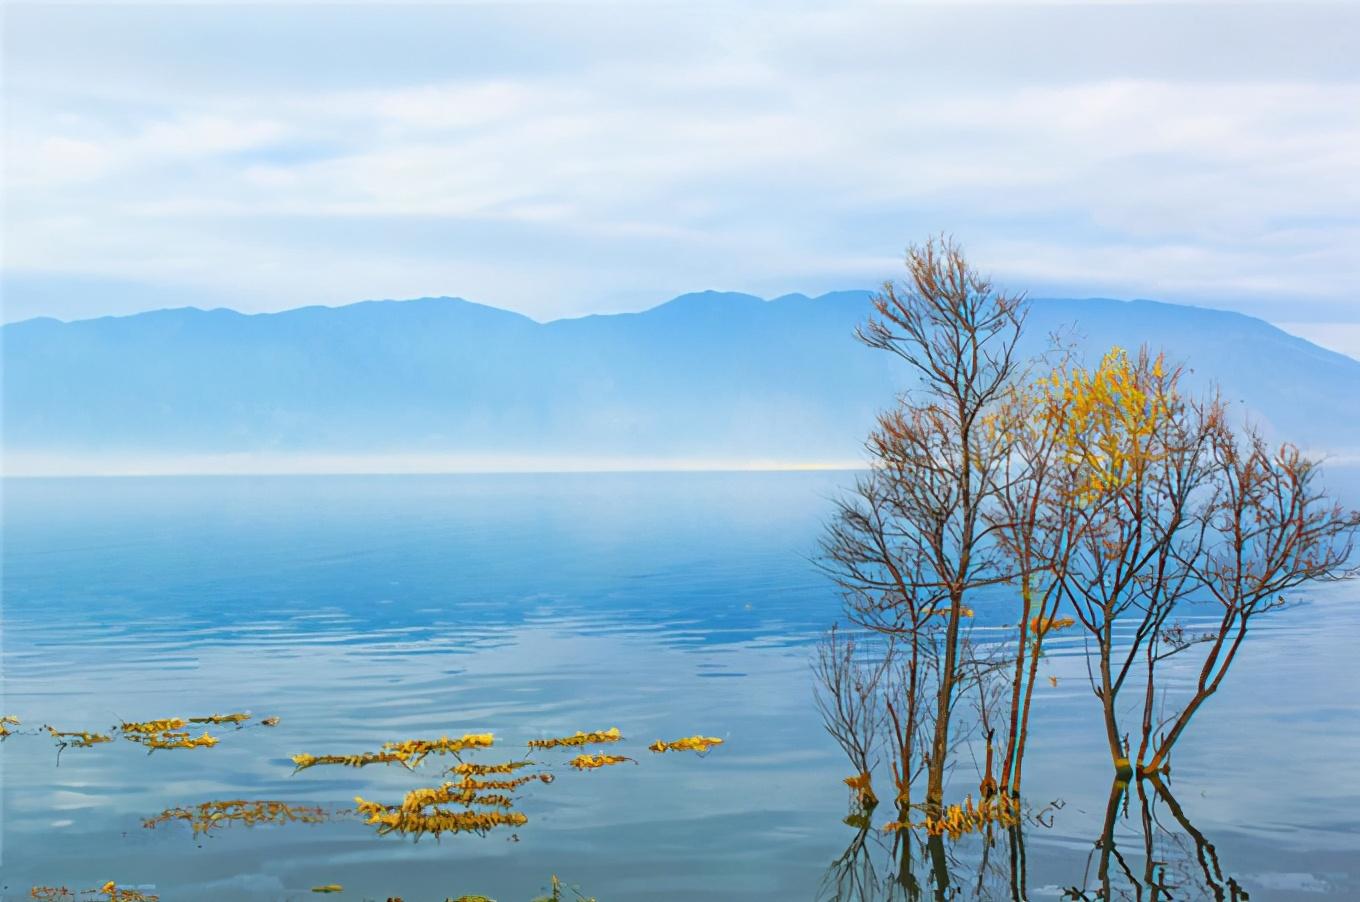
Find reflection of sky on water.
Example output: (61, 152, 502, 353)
(2, 470, 1358, 899)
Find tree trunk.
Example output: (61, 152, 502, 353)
(926, 592, 965, 817)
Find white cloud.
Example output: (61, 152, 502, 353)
(2, 3, 1359, 323)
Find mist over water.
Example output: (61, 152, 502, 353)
(2, 470, 1358, 899)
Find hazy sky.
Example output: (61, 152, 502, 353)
(3, 2, 1358, 353)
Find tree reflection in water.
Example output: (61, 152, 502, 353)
(819, 779, 1248, 901)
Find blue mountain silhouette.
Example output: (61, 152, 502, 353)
(4, 291, 1357, 463)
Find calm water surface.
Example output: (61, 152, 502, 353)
(2, 471, 1358, 900)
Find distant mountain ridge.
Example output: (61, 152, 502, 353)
(4, 291, 1358, 471)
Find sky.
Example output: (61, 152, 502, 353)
(3, 2, 1359, 356)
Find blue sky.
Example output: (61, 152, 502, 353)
(3, 2, 1358, 355)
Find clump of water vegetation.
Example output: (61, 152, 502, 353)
(568, 753, 634, 770)
(142, 800, 330, 834)
(16, 706, 720, 893)
(647, 735, 724, 753)
(527, 727, 621, 749)
(3, 710, 279, 763)
(28, 883, 160, 902)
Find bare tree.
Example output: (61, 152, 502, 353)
(1137, 428, 1360, 773)
(813, 626, 889, 809)
(841, 235, 1027, 819)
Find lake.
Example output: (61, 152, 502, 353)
(2, 470, 1358, 900)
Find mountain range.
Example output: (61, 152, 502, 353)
(4, 291, 1358, 473)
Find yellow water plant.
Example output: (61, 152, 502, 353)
(292, 751, 409, 771)
(883, 793, 1022, 840)
(45, 727, 113, 748)
(188, 712, 251, 726)
(380, 733, 495, 765)
(143, 800, 329, 835)
(354, 795, 527, 840)
(648, 735, 723, 754)
(528, 728, 620, 749)
(450, 760, 536, 776)
(94, 883, 159, 902)
(455, 773, 554, 791)
(567, 754, 634, 770)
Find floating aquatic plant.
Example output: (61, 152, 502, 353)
(188, 712, 251, 726)
(118, 718, 221, 751)
(381, 733, 495, 765)
(567, 754, 634, 770)
(29, 888, 73, 900)
(310, 887, 343, 894)
(140, 731, 219, 750)
(528, 728, 620, 749)
(648, 735, 723, 754)
(143, 800, 329, 834)
(455, 773, 553, 791)
(1, 715, 19, 739)
(119, 719, 187, 735)
(451, 760, 535, 776)
(883, 793, 1022, 840)
(46, 727, 113, 748)
(93, 883, 158, 902)
(292, 733, 495, 772)
(292, 751, 409, 771)
(385, 782, 517, 812)
(354, 795, 527, 840)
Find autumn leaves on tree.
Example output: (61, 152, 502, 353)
(817, 235, 1359, 836)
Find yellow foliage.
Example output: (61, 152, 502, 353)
(94, 883, 158, 902)
(188, 712, 251, 726)
(261, 716, 281, 727)
(528, 727, 621, 749)
(142, 731, 218, 750)
(451, 760, 535, 776)
(119, 719, 187, 735)
(294, 734, 494, 772)
(648, 735, 723, 754)
(389, 782, 516, 812)
(117, 718, 219, 751)
(354, 795, 527, 839)
(381, 733, 495, 765)
(843, 772, 878, 808)
(455, 773, 554, 791)
(1046, 347, 1177, 501)
(310, 886, 343, 894)
(143, 800, 328, 834)
(292, 751, 408, 771)
(882, 793, 1021, 840)
(30, 888, 73, 901)
(1028, 615, 1075, 636)
(567, 754, 634, 770)
(46, 727, 113, 748)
